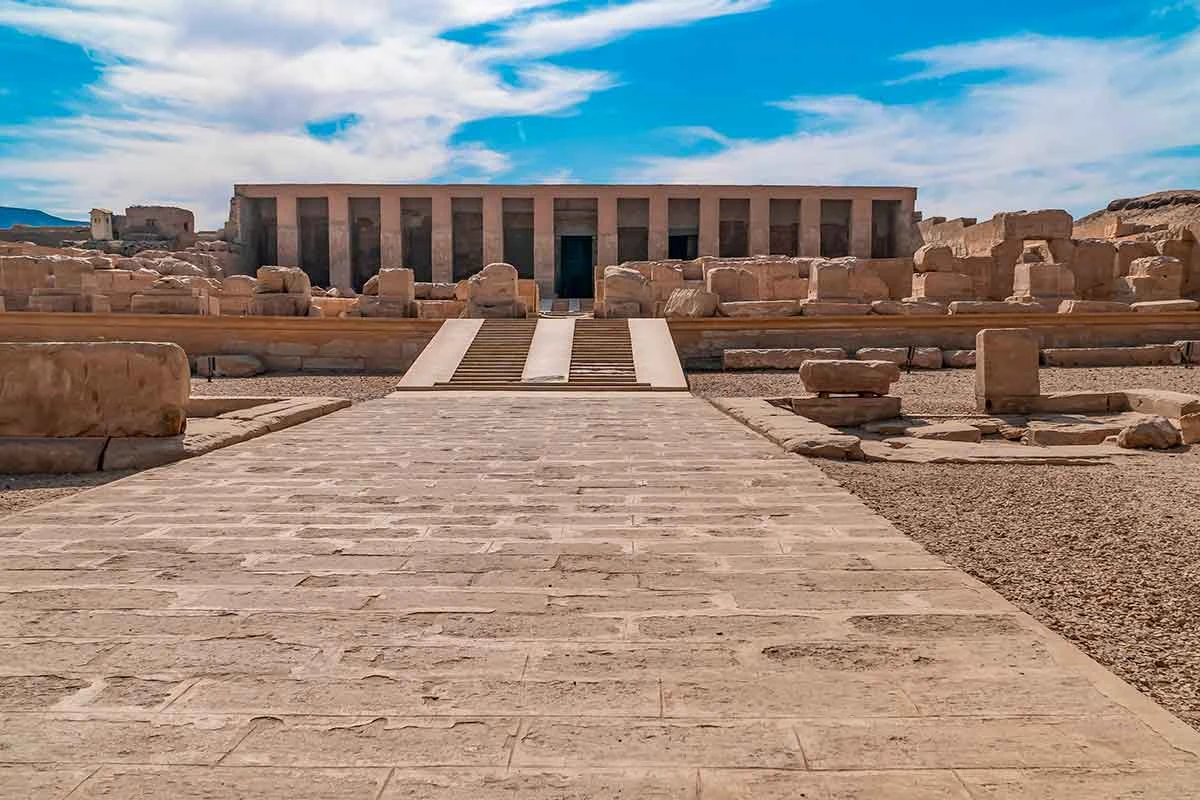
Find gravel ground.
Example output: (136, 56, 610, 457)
(690, 365, 1200, 414)
(710, 365, 1200, 729)
(189, 372, 401, 403)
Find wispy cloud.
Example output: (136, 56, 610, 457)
(631, 29, 1200, 217)
(0, 0, 769, 224)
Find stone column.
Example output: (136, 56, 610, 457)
(534, 193, 555, 297)
(328, 191, 352, 291)
(431, 190, 453, 283)
(483, 191, 503, 266)
(597, 193, 618, 269)
(801, 197, 821, 257)
(851, 197, 872, 258)
(648, 193, 668, 260)
(276, 193, 299, 267)
(698, 195, 719, 257)
(380, 193, 403, 268)
(749, 195, 770, 256)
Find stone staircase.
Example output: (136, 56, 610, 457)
(568, 320, 644, 389)
(440, 319, 538, 389)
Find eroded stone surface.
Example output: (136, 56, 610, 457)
(0, 392, 1197, 795)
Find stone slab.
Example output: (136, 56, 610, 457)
(395, 319, 483, 388)
(522, 319, 575, 384)
(629, 318, 688, 390)
(723, 348, 848, 370)
(789, 395, 901, 427)
(1042, 345, 1183, 368)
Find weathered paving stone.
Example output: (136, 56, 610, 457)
(71, 766, 391, 799)
(225, 716, 519, 767)
(2, 392, 1198, 792)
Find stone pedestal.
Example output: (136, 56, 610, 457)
(975, 328, 1040, 413)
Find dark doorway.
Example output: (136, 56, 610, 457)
(668, 234, 697, 260)
(298, 197, 331, 288)
(559, 235, 594, 297)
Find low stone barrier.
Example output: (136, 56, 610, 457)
(0, 341, 189, 437)
(1041, 345, 1183, 368)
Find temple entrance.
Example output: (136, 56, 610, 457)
(559, 235, 594, 298)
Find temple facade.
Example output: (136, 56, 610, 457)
(233, 183, 919, 297)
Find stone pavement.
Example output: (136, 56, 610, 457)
(2, 392, 1199, 798)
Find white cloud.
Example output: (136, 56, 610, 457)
(631, 29, 1200, 218)
(0, 0, 768, 225)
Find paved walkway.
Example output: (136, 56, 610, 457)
(2, 393, 1199, 798)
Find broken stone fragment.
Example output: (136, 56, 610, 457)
(799, 359, 902, 396)
(1116, 416, 1182, 450)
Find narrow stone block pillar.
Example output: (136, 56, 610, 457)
(976, 328, 1041, 413)
(380, 194, 403, 268)
(851, 198, 872, 258)
(597, 194, 618, 269)
(801, 198, 821, 257)
(276, 193, 299, 267)
(328, 192, 352, 291)
(483, 192, 503, 266)
(648, 194, 668, 260)
(749, 195, 770, 256)
(431, 191, 453, 283)
(534, 194, 555, 297)
(699, 195, 719, 257)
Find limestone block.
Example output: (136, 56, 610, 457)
(790, 395, 901, 427)
(0, 437, 108, 474)
(363, 275, 380, 296)
(949, 300, 1056, 314)
(907, 422, 983, 443)
(910, 272, 975, 302)
(256, 266, 310, 295)
(808, 258, 889, 303)
(1058, 300, 1131, 314)
(152, 257, 206, 278)
(1117, 416, 1181, 450)
(193, 354, 264, 378)
(1011, 262, 1076, 300)
(1180, 413, 1200, 445)
(130, 293, 210, 315)
(219, 296, 253, 316)
(1041, 345, 1182, 368)
(913, 244, 955, 273)
(1022, 422, 1125, 446)
(799, 359, 901, 396)
(222, 275, 256, 296)
(871, 300, 948, 316)
(252, 293, 310, 317)
(307, 297, 359, 318)
(1132, 299, 1200, 313)
(1123, 389, 1200, 418)
(1130, 255, 1185, 283)
(976, 328, 1040, 414)
(943, 350, 977, 368)
(769, 277, 810, 301)
(415, 299, 467, 320)
(705, 266, 757, 302)
(1178, 340, 1200, 365)
(718, 300, 800, 318)
(0, 342, 188, 437)
(1114, 241, 1158, 276)
(602, 300, 641, 319)
(801, 301, 872, 316)
(414, 282, 457, 300)
(49, 257, 95, 291)
(855, 347, 943, 369)
(1067, 239, 1117, 300)
(959, 255, 994, 299)
(378, 267, 415, 301)
(357, 297, 415, 318)
(649, 264, 685, 301)
(1032, 391, 1127, 414)
(603, 266, 653, 317)
(27, 292, 79, 313)
(993, 209, 1073, 241)
(723, 348, 848, 370)
(663, 288, 719, 318)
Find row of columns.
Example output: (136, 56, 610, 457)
(270, 190, 893, 293)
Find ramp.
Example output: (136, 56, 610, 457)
(396, 318, 688, 391)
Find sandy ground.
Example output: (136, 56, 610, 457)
(695, 365, 1200, 729)
(690, 365, 1200, 414)
(0, 472, 134, 517)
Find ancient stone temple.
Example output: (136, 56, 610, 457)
(231, 183, 919, 297)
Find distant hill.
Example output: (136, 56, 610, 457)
(0, 207, 88, 229)
(1077, 190, 1200, 229)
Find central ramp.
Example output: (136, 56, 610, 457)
(398, 317, 687, 391)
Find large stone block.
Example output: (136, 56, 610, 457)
(705, 266, 758, 302)
(0, 342, 189, 437)
(910, 272, 975, 302)
(377, 267, 415, 301)
(602, 266, 653, 317)
(663, 288, 719, 318)
(808, 259, 889, 303)
(870, 300, 948, 316)
(1042, 345, 1182, 368)
(799, 359, 901, 396)
(993, 209, 1073, 241)
(718, 300, 800, 317)
(193, 354, 264, 378)
(252, 293, 310, 317)
(1058, 300, 1131, 314)
(358, 297, 416, 318)
(1114, 241, 1158, 276)
(1067, 239, 1116, 300)
(790, 395, 902, 427)
(415, 299, 467, 320)
(913, 244, 955, 273)
(855, 347, 943, 370)
(975, 328, 1040, 414)
(129, 293, 212, 315)
(256, 266, 311, 295)
(723, 348, 848, 370)
(1011, 262, 1076, 300)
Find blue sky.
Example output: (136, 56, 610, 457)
(0, 0, 1198, 227)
